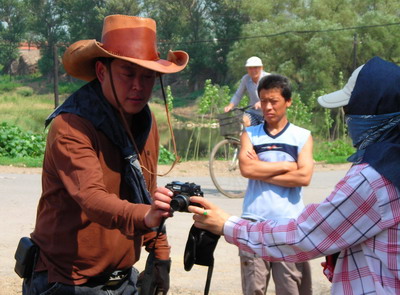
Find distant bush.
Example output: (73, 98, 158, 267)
(16, 86, 34, 97)
(0, 76, 22, 93)
(58, 81, 85, 94)
(314, 139, 355, 164)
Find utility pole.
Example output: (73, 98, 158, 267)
(53, 44, 59, 108)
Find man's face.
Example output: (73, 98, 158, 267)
(97, 59, 156, 115)
(246, 66, 263, 81)
(259, 88, 292, 125)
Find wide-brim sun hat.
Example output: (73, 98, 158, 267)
(317, 64, 364, 109)
(245, 56, 263, 67)
(63, 15, 189, 82)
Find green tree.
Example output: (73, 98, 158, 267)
(58, 0, 106, 43)
(103, 0, 140, 16)
(0, 0, 28, 74)
(26, 0, 68, 78)
(227, 0, 400, 138)
(143, 0, 248, 91)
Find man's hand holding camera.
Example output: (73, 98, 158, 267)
(150, 181, 231, 236)
(144, 187, 173, 229)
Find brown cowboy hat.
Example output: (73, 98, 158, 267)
(63, 15, 189, 81)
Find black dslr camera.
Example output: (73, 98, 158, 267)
(165, 181, 203, 212)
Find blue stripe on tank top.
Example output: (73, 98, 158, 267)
(253, 143, 298, 161)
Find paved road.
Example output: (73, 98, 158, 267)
(0, 168, 348, 294)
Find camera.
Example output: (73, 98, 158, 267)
(165, 181, 203, 212)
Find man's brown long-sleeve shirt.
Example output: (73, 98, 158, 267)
(31, 112, 169, 285)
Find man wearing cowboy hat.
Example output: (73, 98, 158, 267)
(23, 15, 188, 294)
(157, 56, 400, 294)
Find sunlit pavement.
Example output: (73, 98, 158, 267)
(1, 169, 347, 294)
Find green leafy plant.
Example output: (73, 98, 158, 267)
(198, 79, 231, 115)
(287, 93, 312, 129)
(323, 108, 334, 140)
(158, 145, 176, 164)
(0, 122, 46, 158)
(166, 85, 174, 112)
(314, 138, 355, 164)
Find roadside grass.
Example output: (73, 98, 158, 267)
(0, 75, 174, 167)
(1, 88, 54, 133)
(0, 140, 354, 168)
(0, 75, 354, 167)
(0, 156, 43, 167)
(0, 85, 168, 133)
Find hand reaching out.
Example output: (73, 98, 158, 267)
(188, 197, 231, 236)
(145, 187, 232, 236)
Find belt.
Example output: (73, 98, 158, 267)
(88, 268, 131, 287)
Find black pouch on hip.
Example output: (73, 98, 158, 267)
(14, 237, 39, 279)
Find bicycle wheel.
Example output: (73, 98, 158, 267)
(209, 138, 247, 198)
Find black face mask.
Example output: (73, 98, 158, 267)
(345, 57, 400, 190)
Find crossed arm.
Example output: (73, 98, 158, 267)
(238, 131, 314, 187)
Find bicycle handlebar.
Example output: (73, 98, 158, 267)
(229, 105, 254, 113)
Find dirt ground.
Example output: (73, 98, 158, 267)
(0, 161, 349, 295)
(0, 161, 351, 176)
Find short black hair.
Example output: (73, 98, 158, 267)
(257, 74, 292, 101)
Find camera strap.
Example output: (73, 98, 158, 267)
(184, 225, 220, 295)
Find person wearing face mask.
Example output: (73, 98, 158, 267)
(174, 56, 400, 295)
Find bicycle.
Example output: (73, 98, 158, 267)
(209, 106, 259, 198)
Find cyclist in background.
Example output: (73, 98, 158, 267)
(224, 56, 269, 126)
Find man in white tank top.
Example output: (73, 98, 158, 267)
(238, 74, 314, 295)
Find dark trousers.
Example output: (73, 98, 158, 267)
(23, 268, 139, 295)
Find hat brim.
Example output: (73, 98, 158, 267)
(317, 89, 350, 108)
(63, 40, 189, 81)
(317, 64, 365, 109)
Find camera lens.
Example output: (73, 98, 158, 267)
(170, 195, 190, 212)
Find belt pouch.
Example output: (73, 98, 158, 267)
(14, 237, 39, 279)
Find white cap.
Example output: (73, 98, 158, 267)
(318, 64, 364, 108)
(245, 56, 263, 67)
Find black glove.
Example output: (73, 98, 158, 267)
(153, 258, 171, 295)
(137, 254, 171, 295)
